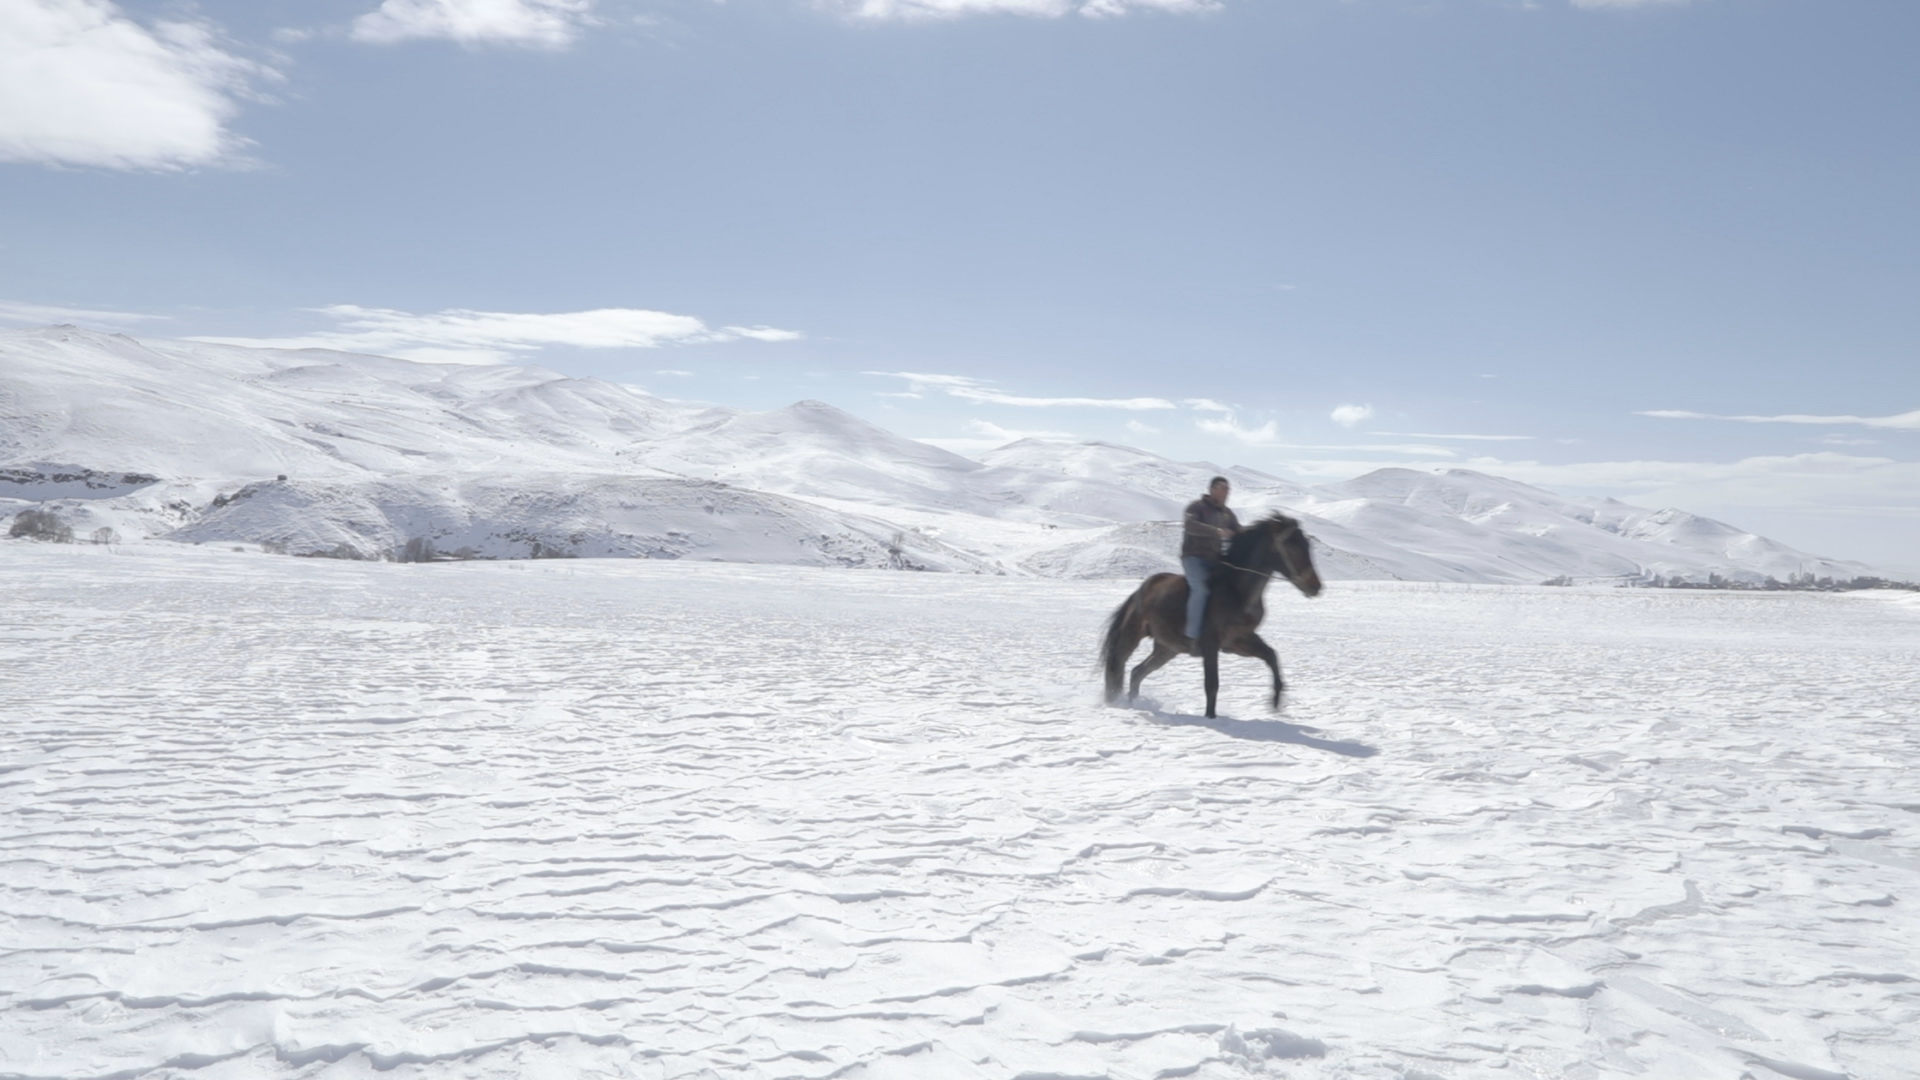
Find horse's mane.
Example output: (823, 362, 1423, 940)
(1223, 511, 1298, 565)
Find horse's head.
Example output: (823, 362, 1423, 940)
(1232, 513, 1323, 598)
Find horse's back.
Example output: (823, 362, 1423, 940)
(1135, 570, 1185, 602)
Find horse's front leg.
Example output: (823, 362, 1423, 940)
(1128, 642, 1180, 703)
(1231, 632, 1285, 710)
(1202, 638, 1221, 718)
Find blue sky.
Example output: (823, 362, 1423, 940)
(3, 0, 1917, 569)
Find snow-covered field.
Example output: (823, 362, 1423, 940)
(4, 544, 1917, 1080)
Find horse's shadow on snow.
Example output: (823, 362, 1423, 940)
(1138, 704, 1379, 758)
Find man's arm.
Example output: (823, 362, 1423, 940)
(1184, 502, 1233, 540)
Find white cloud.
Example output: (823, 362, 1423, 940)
(1641, 408, 1920, 431)
(1192, 402, 1450, 455)
(829, 0, 1216, 20)
(1196, 413, 1280, 446)
(869, 371, 1176, 410)
(1330, 403, 1372, 428)
(0, 0, 267, 170)
(0, 299, 167, 325)
(193, 304, 803, 364)
(1126, 419, 1160, 435)
(351, 0, 595, 48)
(723, 325, 805, 343)
(653, 369, 694, 377)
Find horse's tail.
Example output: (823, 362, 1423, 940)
(1101, 588, 1144, 703)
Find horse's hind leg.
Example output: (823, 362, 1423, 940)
(1105, 629, 1143, 704)
(1128, 643, 1180, 703)
(1236, 632, 1286, 710)
(1103, 595, 1148, 704)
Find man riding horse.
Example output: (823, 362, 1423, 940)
(1102, 477, 1323, 718)
(1182, 476, 1239, 652)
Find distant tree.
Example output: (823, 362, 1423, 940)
(9, 508, 73, 543)
(91, 526, 119, 545)
(399, 536, 437, 563)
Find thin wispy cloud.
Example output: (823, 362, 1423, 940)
(351, 0, 596, 48)
(194, 304, 802, 364)
(967, 419, 1074, 442)
(830, 0, 1218, 21)
(1371, 431, 1535, 442)
(1, 0, 270, 170)
(870, 372, 1177, 410)
(1330, 404, 1372, 428)
(0, 299, 168, 325)
(1079, 0, 1219, 16)
(1190, 401, 1450, 455)
(1569, 0, 1691, 9)
(1458, 451, 1909, 490)
(1641, 408, 1920, 431)
(914, 419, 1076, 455)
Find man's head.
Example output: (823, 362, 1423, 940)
(1208, 476, 1230, 504)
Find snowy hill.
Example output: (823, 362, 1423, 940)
(0, 324, 1883, 584)
(636, 399, 994, 513)
(982, 439, 1313, 510)
(1300, 467, 1872, 585)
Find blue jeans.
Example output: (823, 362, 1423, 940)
(1183, 556, 1214, 640)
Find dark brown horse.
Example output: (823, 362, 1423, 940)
(1101, 513, 1323, 718)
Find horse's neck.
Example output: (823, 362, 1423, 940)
(1218, 553, 1272, 608)
(1243, 568, 1272, 607)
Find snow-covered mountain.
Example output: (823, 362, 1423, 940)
(0, 324, 1883, 584)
